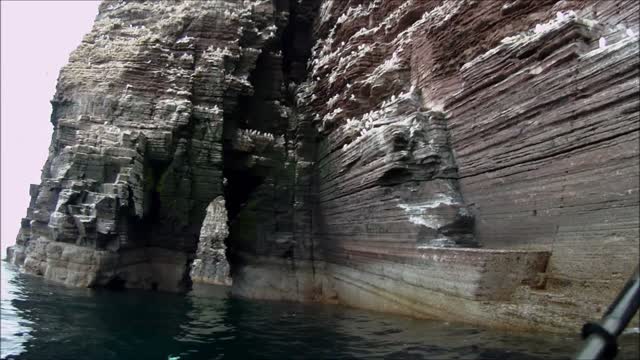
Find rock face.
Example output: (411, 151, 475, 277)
(190, 196, 231, 285)
(7, 0, 289, 291)
(7, 0, 639, 332)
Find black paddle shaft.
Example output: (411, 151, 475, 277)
(575, 266, 640, 360)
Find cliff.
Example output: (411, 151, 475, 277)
(6, 0, 639, 332)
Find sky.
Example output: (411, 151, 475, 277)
(1, 1, 101, 257)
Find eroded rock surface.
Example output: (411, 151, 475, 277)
(190, 196, 231, 285)
(7, 0, 292, 291)
(6, 0, 639, 332)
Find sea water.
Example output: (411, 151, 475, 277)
(1, 262, 638, 360)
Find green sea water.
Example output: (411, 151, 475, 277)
(1, 262, 638, 360)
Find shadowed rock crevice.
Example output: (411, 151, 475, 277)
(104, 276, 127, 291)
(217, 0, 322, 279)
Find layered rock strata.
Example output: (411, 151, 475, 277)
(283, 0, 637, 331)
(7, 0, 639, 332)
(7, 0, 294, 291)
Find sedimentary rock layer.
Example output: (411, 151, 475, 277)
(7, 0, 293, 291)
(282, 0, 637, 332)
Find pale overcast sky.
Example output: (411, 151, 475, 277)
(1, 1, 100, 257)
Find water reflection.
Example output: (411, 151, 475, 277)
(1, 263, 34, 359)
(1, 263, 639, 360)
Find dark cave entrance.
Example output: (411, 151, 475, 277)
(224, 165, 265, 221)
(143, 160, 168, 222)
(104, 276, 127, 291)
(221, 149, 266, 276)
(218, 0, 321, 278)
(127, 159, 170, 248)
